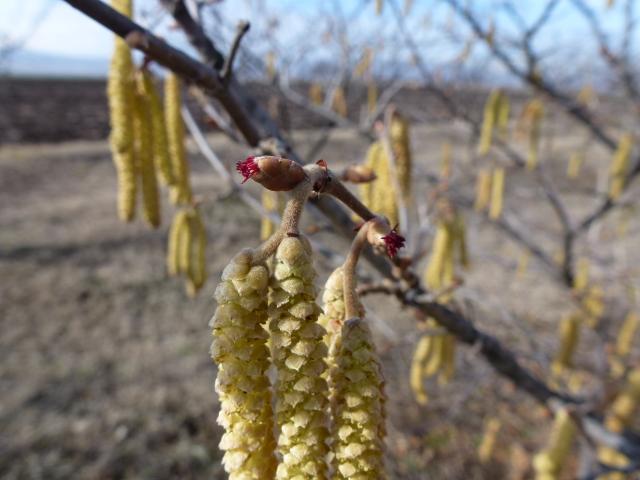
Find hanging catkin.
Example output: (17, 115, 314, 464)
(489, 167, 505, 220)
(141, 70, 174, 185)
(329, 318, 386, 479)
(165, 73, 192, 205)
(532, 409, 576, 480)
(390, 113, 412, 200)
(440, 142, 452, 179)
(167, 209, 189, 276)
(308, 83, 324, 106)
(368, 142, 398, 226)
(598, 369, 640, 479)
(497, 92, 510, 140)
(107, 0, 136, 222)
(615, 312, 639, 358)
(359, 142, 382, 212)
(525, 100, 544, 170)
(551, 314, 581, 377)
(332, 86, 348, 118)
(186, 209, 207, 296)
(354, 48, 373, 78)
(477, 89, 502, 156)
(268, 237, 329, 479)
(210, 250, 277, 479)
(609, 133, 633, 200)
(367, 81, 378, 115)
(410, 334, 431, 406)
(478, 418, 502, 464)
(566, 152, 584, 179)
(133, 73, 160, 228)
(474, 168, 492, 212)
(167, 208, 207, 295)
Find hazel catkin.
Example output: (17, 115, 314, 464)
(210, 251, 277, 479)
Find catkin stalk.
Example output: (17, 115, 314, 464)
(489, 167, 505, 220)
(268, 237, 329, 479)
(330, 318, 386, 479)
(165, 73, 192, 205)
(210, 250, 277, 479)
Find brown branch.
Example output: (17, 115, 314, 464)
(221, 21, 250, 87)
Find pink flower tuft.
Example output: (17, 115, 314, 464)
(236, 156, 260, 183)
(382, 228, 405, 258)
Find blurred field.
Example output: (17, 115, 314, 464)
(1, 95, 637, 479)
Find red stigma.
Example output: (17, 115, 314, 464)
(382, 228, 405, 258)
(236, 156, 260, 183)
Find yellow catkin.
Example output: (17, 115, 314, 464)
(391, 113, 412, 200)
(179, 210, 193, 277)
(609, 133, 634, 200)
(516, 250, 530, 278)
(478, 418, 502, 464)
(440, 142, 452, 178)
(167, 209, 189, 276)
(577, 84, 595, 107)
(186, 208, 207, 297)
(597, 369, 640, 479)
(425, 223, 450, 290)
(525, 100, 544, 170)
(532, 409, 576, 480)
(497, 93, 510, 139)
(265, 51, 276, 80)
(141, 70, 174, 185)
(210, 250, 277, 479)
(332, 86, 348, 118)
(330, 318, 386, 479)
(367, 81, 378, 115)
(573, 258, 590, 293)
(369, 143, 398, 226)
(107, 2, 136, 222)
(261, 190, 280, 241)
(360, 142, 382, 211)
(583, 285, 604, 327)
(133, 73, 160, 228)
(375, 0, 383, 15)
(354, 48, 373, 77)
(410, 335, 432, 406)
(475, 169, 492, 212)
(268, 237, 329, 479)
(165, 73, 192, 205)
(615, 312, 639, 358)
(567, 152, 584, 179)
(318, 267, 363, 348)
(478, 89, 502, 156)
(309, 83, 324, 106)
(551, 314, 581, 377)
(489, 167, 505, 220)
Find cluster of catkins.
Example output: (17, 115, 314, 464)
(410, 198, 468, 406)
(106, 0, 206, 294)
(360, 112, 412, 226)
(210, 156, 402, 479)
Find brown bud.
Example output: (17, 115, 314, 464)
(253, 155, 307, 191)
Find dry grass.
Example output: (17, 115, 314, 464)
(1, 124, 637, 479)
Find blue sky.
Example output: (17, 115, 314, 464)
(0, 0, 634, 78)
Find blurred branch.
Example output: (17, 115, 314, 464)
(220, 21, 250, 86)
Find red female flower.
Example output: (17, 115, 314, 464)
(382, 228, 405, 258)
(236, 156, 260, 183)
